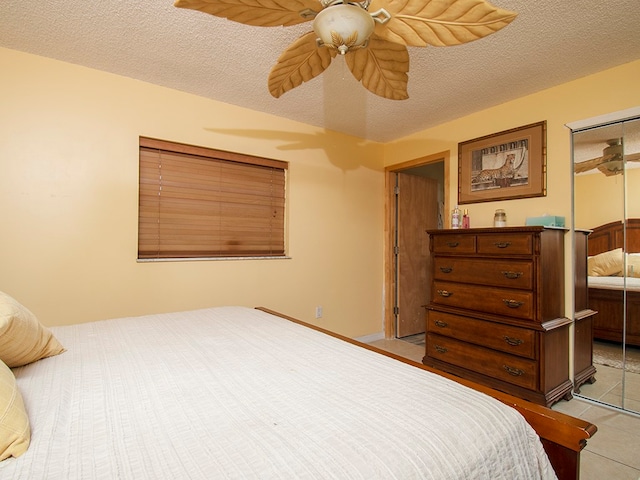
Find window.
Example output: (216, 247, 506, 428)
(138, 137, 287, 260)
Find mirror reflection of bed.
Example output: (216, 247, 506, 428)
(588, 219, 640, 347)
(581, 220, 640, 410)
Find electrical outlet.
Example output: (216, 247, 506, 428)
(315, 306, 323, 319)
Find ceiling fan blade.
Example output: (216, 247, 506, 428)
(268, 32, 336, 98)
(625, 152, 640, 162)
(574, 155, 611, 173)
(174, 0, 319, 27)
(345, 36, 409, 100)
(372, 0, 517, 47)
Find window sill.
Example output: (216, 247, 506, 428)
(137, 256, 291, 263)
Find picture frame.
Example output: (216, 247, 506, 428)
(457, 121, 547, 205)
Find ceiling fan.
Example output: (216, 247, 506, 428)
(174, 0, 517, 100)
(574, 138, 640, 176)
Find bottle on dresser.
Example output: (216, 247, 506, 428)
(494, 209, 507, 227)
(451, 206, 461, 229)
(462, 209, 470, 228)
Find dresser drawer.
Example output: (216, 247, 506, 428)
(427, 334, 538, 390)
(431, 234, 476, 254)
(433, 257, 533, 289)
(432, 281, 533, 320)
(427, 310, 535, 359)
(477, 234, 533, 255)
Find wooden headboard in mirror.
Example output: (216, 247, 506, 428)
(587, 218, 640, 256)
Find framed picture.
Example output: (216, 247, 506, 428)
(458, 121, 547, 204)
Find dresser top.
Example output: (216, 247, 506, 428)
(427, 226, 568, 235)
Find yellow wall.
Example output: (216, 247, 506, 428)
(575, 169, 640, 230)
(384, 60, 640, 230)
(0, 47, 385, 336)
(384, 60, 640, 326)
(2, 45, 639, 340)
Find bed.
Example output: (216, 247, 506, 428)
(587, 218, 640, 346)
(1, 294, 595, 480)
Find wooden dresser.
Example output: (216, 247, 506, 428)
(424, 226, 573, 407)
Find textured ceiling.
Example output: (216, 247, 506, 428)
(1, 0, 639, 143)
(573, 113, 640, 174)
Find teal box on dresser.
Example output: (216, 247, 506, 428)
(525, 215, 565, 227)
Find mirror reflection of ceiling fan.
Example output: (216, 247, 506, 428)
(174, 0, 517, 100)
(574, 138, 640, 176)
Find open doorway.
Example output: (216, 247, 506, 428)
(384, 151, 451, 339)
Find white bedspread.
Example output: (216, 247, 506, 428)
(2, 307, 556, 479)
(589, 275, 640, 291)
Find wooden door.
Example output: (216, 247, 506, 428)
(396, 173, 439, 337)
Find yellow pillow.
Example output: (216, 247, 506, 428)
(0, 291, 65, 368)
(0, 359, 30, 461)
(587, 248, 624, 277)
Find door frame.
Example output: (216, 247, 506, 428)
(383, 151, 452, 338)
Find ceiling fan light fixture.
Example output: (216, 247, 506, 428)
(313, 2, 375, 55)
(599, 160, 624, 176)
(175, 0, 517, 100)
(603, 138, 623, 160)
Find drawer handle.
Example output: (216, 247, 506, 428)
(494, 241, 512, 249)
(437, 290, 453, 298)
(439, 266, 453, 273)
(434, 320, 448, 328)
(503, 365, 524, 376)
(502, 271, 523, 280)
(503, 336, 524, 346)
(434, 345, 448, 354)
(446, 241, 459, 248)
(502, 299, 524, 308)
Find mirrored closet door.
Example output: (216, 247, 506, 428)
(571, 111, 640, 413)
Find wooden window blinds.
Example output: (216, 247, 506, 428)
(138, 137, 287, 260)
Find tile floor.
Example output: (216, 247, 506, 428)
(367, 337, 640, 480)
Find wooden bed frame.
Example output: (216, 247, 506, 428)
(587, 218, 640, 346)
(258, 308, 596, 480)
